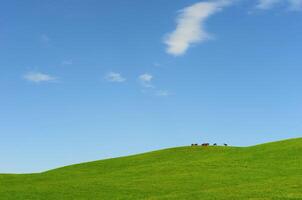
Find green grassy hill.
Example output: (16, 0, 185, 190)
(1, 138, 302, 200)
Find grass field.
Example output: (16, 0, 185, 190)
(1, 138, 302, 199)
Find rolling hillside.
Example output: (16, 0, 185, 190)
(1, 138, 302, 199)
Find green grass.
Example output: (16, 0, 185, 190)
(1, 138, 302, 199)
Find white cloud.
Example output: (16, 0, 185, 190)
(138, 74, 171, 97)
(164, 1, 231, 56)
(105, 72, 126, 83)
(256, 0, 302, 10)
(165, 0, 301, 56)
(139, 73, 153, 88)
(24, 72, 57, 83)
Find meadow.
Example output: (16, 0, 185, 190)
(1, 138, 301, 199)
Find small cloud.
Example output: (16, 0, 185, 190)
(23, 72, 57, 83)
(138, 73, 154, 88)
(138, 74, 171, 97)
(105, 72, 126, 83)
(62, 60, 73, 66)
(156, 90, 171, 97)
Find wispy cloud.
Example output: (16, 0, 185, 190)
(138, 73, 154, 88)
(256, 0, 302, 10)
(23, 72, 57, 83)
(105, 72, 126, 83)
(164, 1, 231, 56)
(138, 74, 171, 96)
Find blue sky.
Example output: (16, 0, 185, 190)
(1, 0, 302, 173)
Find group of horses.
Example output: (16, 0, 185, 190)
(191, 143, 228, 147)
